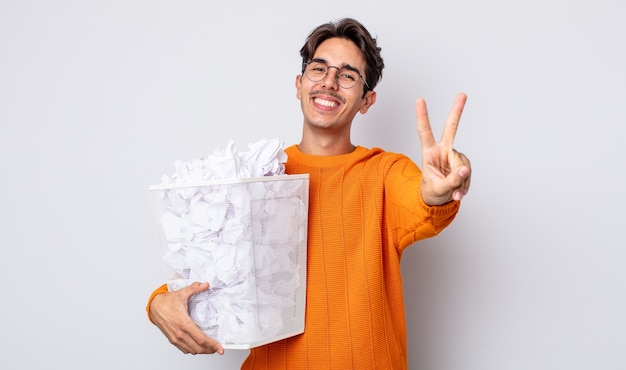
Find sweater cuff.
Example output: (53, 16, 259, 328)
(418, 193, 460, 216)
(146, 284, 169, 323)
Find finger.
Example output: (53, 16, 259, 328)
(458, 152, 471, 195)
(167, 282, 218, 354)
(440, 92, 467, 148)
(461, 163, 471, 196)
(187, 327, 225, 355)
(153, 307, 200, 354)
(462, 175, 471, 197)
(450, 151, 471, 200)
(171, 330, 201, 354)
(182, 282, 222, 354)
(451, 174, 470, 201)
(175, 319, 224, 354)
(167, 303, 224, 355)
(415, 97, 436, 148)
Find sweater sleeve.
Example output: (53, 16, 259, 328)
(384, 156, 460, 251)
(146, 284, 169, 323)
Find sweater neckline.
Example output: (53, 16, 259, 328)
(286, 145, 370, 168)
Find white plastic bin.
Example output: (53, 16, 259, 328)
(149, 174, 309, 349)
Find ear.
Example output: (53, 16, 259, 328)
(295, 75, 303, 100)
(359, 90, 377, 114)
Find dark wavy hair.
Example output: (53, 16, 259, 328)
(300, 18, 384, 97)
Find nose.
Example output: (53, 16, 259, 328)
(321, 66, 340, 90)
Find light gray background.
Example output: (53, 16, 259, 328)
(1, 1, 624, 369)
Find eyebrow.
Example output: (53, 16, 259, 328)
(310, 58, 362, 74)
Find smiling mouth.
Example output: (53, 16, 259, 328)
(314, 97, 338, 108)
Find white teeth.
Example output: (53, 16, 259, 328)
(314, 98, 337, 108)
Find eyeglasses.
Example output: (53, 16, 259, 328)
(303, 60, 370, 90)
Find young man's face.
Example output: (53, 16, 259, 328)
(296, 37, 375, 135)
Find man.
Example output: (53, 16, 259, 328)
(147, 17, 471, 369)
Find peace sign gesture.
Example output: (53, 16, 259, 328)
(416, 92, 472, 206)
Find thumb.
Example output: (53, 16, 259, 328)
(180, 281, 210, 299)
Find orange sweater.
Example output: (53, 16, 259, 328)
(148, 145, 460, 369)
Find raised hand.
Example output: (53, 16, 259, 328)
(149, 282, 225, 355)
(416, 92, 471, 206)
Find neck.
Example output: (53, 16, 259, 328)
(299, 121, 357, 155)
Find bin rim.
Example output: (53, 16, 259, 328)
(148, 173, 309, 191)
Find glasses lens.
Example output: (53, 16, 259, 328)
(336, 68, 359, 89)
(305, 62, 327, 82)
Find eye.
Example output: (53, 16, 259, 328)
(308, 63, 327, 74)
(338, 69, 358, 82)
